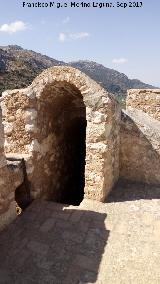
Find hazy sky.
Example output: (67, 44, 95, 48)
(0, 0, 159, 86)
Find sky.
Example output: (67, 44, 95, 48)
(0, 0, 159, 86)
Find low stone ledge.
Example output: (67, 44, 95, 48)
(7, 157, 24, 189)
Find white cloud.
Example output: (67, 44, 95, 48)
(58, 32, 90, 42)
(0, 21, 28, 34)
(112, 58, 128, 64)
(59, 33, 67, 42)
(69, 32, 90, 40)
(62, 16, 70, 24)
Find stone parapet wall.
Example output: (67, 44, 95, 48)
(0, 108, 24, 230)
(126, 89, 160, 121)
(1, 89, 36, 154)
(120, 88, 160, 185)
(120, 109, 160, 185)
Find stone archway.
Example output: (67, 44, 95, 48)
(35, 81, 86, 205)
(1, 66, 120, 203)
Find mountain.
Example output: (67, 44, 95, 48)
(0, 45, 155, 101)
(0, 45, 65, 95)
(69, 61, 154, 101)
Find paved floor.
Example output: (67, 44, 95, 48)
(0, 181, 160, 283)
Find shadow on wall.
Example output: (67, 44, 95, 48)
(0, 201, 109, 283)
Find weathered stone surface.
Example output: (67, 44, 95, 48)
(120, 93, 160, 184)
(1, 66, 120, 202)
(0, 111, 24, 230)
(7, 158, 24, 189)
(0, 188, 160, 283)
(0, 67, 160, 230)
(127, 89, 160, 121)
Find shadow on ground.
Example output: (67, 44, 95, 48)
(0, 200, 109, 284)
(107, 179, 160, 203)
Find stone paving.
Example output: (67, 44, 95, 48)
(0, 181, 160, 283)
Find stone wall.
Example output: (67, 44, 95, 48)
(120, 89, 160, 185)
(0, 108, 24, 230)
(1, 66, 121, 202)
(0, 67, 159, 230)
(126, 89, 160, 121)
(1, 69, 160, 230)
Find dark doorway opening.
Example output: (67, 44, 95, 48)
(15, 182, 31, 211)
(15, 159, 32, 211)
(41, 82, 87, 206)
(7, 157, 32, 213)
(60, 117, 87, 205)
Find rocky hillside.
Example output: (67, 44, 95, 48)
(0, 45, 65, 94)
(0, 45, 155, 101)
(70, 61, 154, 101)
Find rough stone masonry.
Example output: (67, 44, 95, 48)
(0, 66, 159, 230)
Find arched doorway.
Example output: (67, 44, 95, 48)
(1, 66, 120, 203)
(37, 82, 86, 205)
